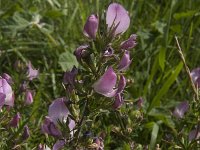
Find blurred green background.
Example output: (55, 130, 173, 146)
(0, 0, 200, 149)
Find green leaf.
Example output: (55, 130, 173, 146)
(148, 62, 183, 111)
(58, 51, 78, 71)
(173, 10, 196, 20)
(158, 47, 166, 71)
(150, 123, 159, 150)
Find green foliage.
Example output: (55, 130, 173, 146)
(0, 0, 200, 149)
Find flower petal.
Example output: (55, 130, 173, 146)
(0, 93, 6, 107)
(106, 3, 130, 35)
(113, 94, 123, 109)
(117, 75, 126, 93)
(27, 61, 39, 80)
(190, 67, 200, 87)
(120, 34, 137, 50)
(0, 78, 14, 106)
(48, 98, 69, 124)
(93, 67, 117, 97)
(83, 14, 99, 39)
(53, 140, 65, 150)
(118, 50, 132, 71)
(173, 101, 189, 119)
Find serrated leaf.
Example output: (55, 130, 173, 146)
(58, 51, 78, 71)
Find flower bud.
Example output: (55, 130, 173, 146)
(190, 67, 200, 88)
(10, 112, 21, 128)
(118, 50, 132, 71)
(53, 140, 65, 150)
(74, 45, 89, 62)
(113, 94, 123, 109)
(22, 125, 30, 140)
(83, 14, 99, 39)
(25, 90, 34, 105)
(120, 34, 137, 50)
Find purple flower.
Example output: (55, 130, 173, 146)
(0, 78, 14, 107)
(173, 101, 189, 119)
(74, 45, 89, 62)
(190, 67, 200, 88)
(106, 3, 130, 35)
(63, 66, 78, 86)
(118, 50, 132, 71)
(93, 67, 126, 98)
(113, 94, 123, 109)
(53, 140, 65, 150)
(43, 98, 76, 136)
(189, 128, 200, 141)
(0, 93, 6, 109)
(93, 67, 117, 97)
(93, 137, 104, 150)
(25, 90, 34, 105)
(27, 61, 39, 80)
(41, 116, 62, 137)
(22, 125, 30, 140)
(10, 112, 21, 128)
(38, 144, 51, 150)
(103, 47, 114, 57)
(83, 14, 99, 39)
(137, 97, 144, 109)
(120, 34, 137, 50)
(48, 98, 69, 124)
(2, 73, 13, 85)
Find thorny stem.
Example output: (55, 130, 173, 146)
(175, 36, 199, 101)
(75, 99, 88, 146)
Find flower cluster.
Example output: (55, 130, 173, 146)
(40, 2, 137, 149)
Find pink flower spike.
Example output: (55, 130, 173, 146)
(118, 50, 132, 71)
(83, 14, 99, 39)
(48, 98, 69, 124)
(0, 78, 14, 107)
(173, 101, 189, 119)
(106, 3, 130, 35)
(53, 140, 65, 150)
(120, 34, 137, 50)
(93, 67, 117, 97)
(27, 62, 39, 80)
(25, 90, 34, 105)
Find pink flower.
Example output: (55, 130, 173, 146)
(83, 14, 99, 39)
(25, 90, 34, 105)
(106, 3, 130, 35)
(189, 128, 200, 141)
(113, 94, 123, 109)
(190, 67, 200, 88)
(0, 78, 14, 107)
(120, 34, 137, 50)
(74, 45, 89, 62)
(118, 50, 132, 71)
(10, 112, 21, 128)
(93, 67, 126, 97)
(53, 140, 65, 150)
(2, 73, 13, 85)
(22, 125, 30, 140)
(27, 62, 39, 80)
(173, 101, 189, 119)
(41, 116, 62, 137)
